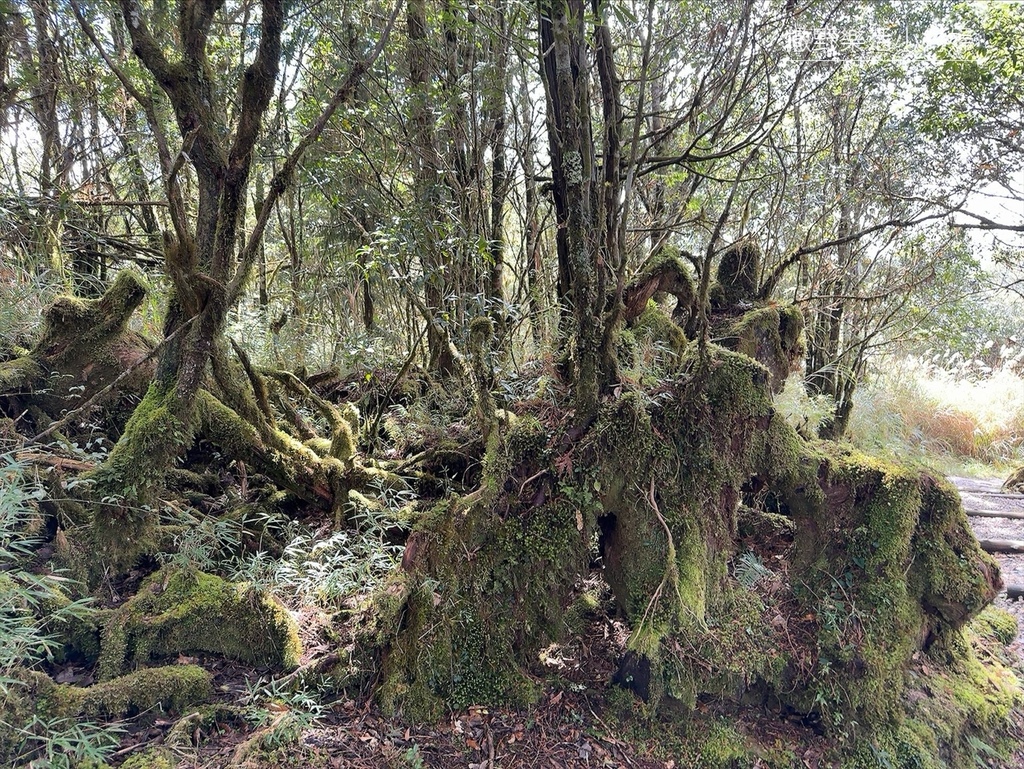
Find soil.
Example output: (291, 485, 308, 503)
(144, 606, 835, 769)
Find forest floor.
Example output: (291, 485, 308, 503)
(35, 473, 1024, 768)
(153, 477, 1024, 769)
(159, 585, 836, 769)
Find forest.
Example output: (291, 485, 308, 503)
(1, 0, 1024, 766)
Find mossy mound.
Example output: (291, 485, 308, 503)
(765, 450, 1000, 726)
(97, 566, 301, 680)
(1, 665, 210, 764)
(720, 304, 805, 393)
(840, 610, 1022, 769)
(372, 413, 593, 719)
(0, 269, 153, 433)
(370, 337, 1011, 763)
(373, 346, 796, 716)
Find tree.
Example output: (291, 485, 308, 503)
(920, 0, 1024, 233)
(65, 0, 398, 563)
(0, 2, 1013, 764)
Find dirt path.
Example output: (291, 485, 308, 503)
(950, 476, 1024, 651)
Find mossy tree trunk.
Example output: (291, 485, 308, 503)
(407, 0, 456, 376)
(87, 0, 285, 562)
(87, 0, 395, 565)
(374, 342, 1001, 726)
(538, 0, 624, 420)
(0, 270, 152, 433)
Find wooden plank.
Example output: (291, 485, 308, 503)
(964, 508, 1024, 520)
(978, 539, 1024, 554)
(964, 490, 1024, 500)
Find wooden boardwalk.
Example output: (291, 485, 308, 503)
(950, 476, 1024, 626)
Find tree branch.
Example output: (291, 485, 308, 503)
(226, 0, 402, 308)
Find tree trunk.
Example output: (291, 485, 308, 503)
(539, 0, 606, 419)
(90, 0, 286, 566)
(407, 0, 455, 375)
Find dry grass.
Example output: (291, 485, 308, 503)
(847, 357, 1024, 475)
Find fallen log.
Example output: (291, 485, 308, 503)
(15, 452, 96, 473)
(963, 508, 1024, 521)
(978, 539, 1024, 554)
(1006, 585, 1024, 601)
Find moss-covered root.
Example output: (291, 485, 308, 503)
(0, 271, 153, 477)
(196, 388, 344, 512)
(16, 665, 211, 721)
(88, 380, 194, 570)
(780, 450, 1002, 727)
(97, 566, 301, 681)
(371, 416, 594, 720)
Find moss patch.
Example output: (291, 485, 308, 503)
(8, 664, 210, 724)
(89, 380, 192, 568)
(97, 566, 301, 680)
(721, 304, 805, 393)
(373, 415, 592, 719)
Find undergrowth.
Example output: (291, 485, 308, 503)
(0, 453, 122, 768)
(847, 356, 1024, 474)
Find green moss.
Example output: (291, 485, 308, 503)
(913, 476, 1000, 638)
(90, 380, 191, 568)
(373, 413, 590, 718)
(0, 355, 42, 392)
(769, 445, 1004, 733)
(694, 720, 753, 767)
(715, 241, 761, 306)
(12, 664, 211, 722)
(304, 436, 333, 456)
(97, 566, 301, 680)
(842, 721, 943, 769)
(970, 606, 1018, 647)
(329, 419, 357, 462)
(633, 301, 688, 362)
(724, 305, 805, 393)
(36, 270, 148, 361)
(79, 665, 212, 718)
(120, 747, 177, 769)
(892, 624, 1023, 769)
